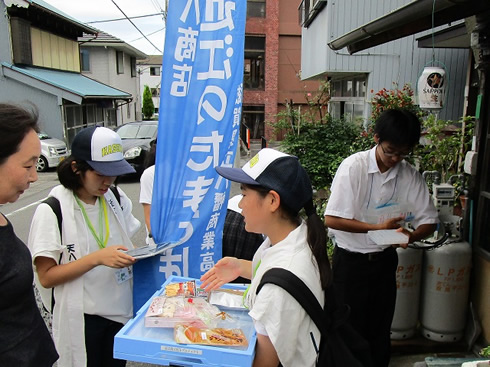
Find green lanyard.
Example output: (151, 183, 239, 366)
(74, 195, 110, 249)
(242, 259, 262, 308)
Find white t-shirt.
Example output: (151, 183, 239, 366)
(244, 222, 323, 367)
(139, 165, 155, 205)
(139, 165, 155, 243)
(30, 195, 135, 324)
(325, 147, 439, 253)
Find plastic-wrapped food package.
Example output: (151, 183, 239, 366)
(145, 296, 221, 328)
(174, 324, 248, 347)
(165, 280, 197, 297)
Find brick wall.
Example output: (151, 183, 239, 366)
(243, 0, 320, 141)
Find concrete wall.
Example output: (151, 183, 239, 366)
(301, 0, 468, 122)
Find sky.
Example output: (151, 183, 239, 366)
(43, 0, 166, 56)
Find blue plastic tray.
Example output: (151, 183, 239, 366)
(114, 276, 256, 366)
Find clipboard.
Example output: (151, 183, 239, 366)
(124, 242, 175, 259)
(367, 230, 408, 246)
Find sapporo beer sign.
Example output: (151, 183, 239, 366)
(417, 66, 446, 109)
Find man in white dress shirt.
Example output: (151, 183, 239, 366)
(325, 109, 439, 367)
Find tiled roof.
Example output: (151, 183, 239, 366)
(79, 30, 125, 43)
(79, 30, 147, 59)
(137, 55, 163, 66)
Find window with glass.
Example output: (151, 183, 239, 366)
(299, 0, 327, 27)
(241, 105, 265, 143)
(150, 67, 161, 76)
(65, 105, 86, 145)
(105, 109, 117, 128)
(64, 103, 116, 145)
(247, 0, 265, 18)
(131, 57, 137, 77)
(244, 36, 265, 90)
(80, 49, 90, 72)
(116, 51, 124, 74)
(116, 124, 158, 139)
(86, 104, 96, 123)
(151, 88, 160, 97)
(329, 75, 367, 123)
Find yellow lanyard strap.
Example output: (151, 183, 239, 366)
(74, 195, 110, 249)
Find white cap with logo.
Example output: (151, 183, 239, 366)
(71, 126, 135, 176)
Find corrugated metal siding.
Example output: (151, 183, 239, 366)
(0, 78, 65, 141)
(301, 0, 469, 121)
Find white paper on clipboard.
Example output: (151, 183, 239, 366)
(367, 230, 409, 246)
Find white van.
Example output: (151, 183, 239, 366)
(37, 132, 69, 172)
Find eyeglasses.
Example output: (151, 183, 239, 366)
(379, 144, 411, 159)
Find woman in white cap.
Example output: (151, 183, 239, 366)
(0, 103, 58, 367)
(28, 126, 141, 367)
(201, 148, 331, 367)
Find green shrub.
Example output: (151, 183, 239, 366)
(142, 85, 155, 120)
(281, 116, 363, 190)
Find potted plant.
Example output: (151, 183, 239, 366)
(415, 114, 475, 210)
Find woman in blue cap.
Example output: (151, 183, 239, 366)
(201, 148, 331, 367)
(28, 126, 141, 367)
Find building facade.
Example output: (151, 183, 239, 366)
(0, 0, 145, 146)
(299, 0, 469, 123)
(137, 55, 163, 117)
(243, 0, 320, 144)
(300, 0, 490, 347)
(79, 31, 147, 124)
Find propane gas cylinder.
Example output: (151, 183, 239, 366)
(420, 241, 472, 342)
(391, 247, 423, 339)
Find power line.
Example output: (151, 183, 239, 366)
(86, 12, 164, 24)
(130, 26, 166, 42)
(150, 0, 164, 14)
(110, 0, 162, 53)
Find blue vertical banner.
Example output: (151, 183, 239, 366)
(133, 0, 246, 311)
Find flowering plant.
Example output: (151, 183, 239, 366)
(370, 84, 423, 122)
